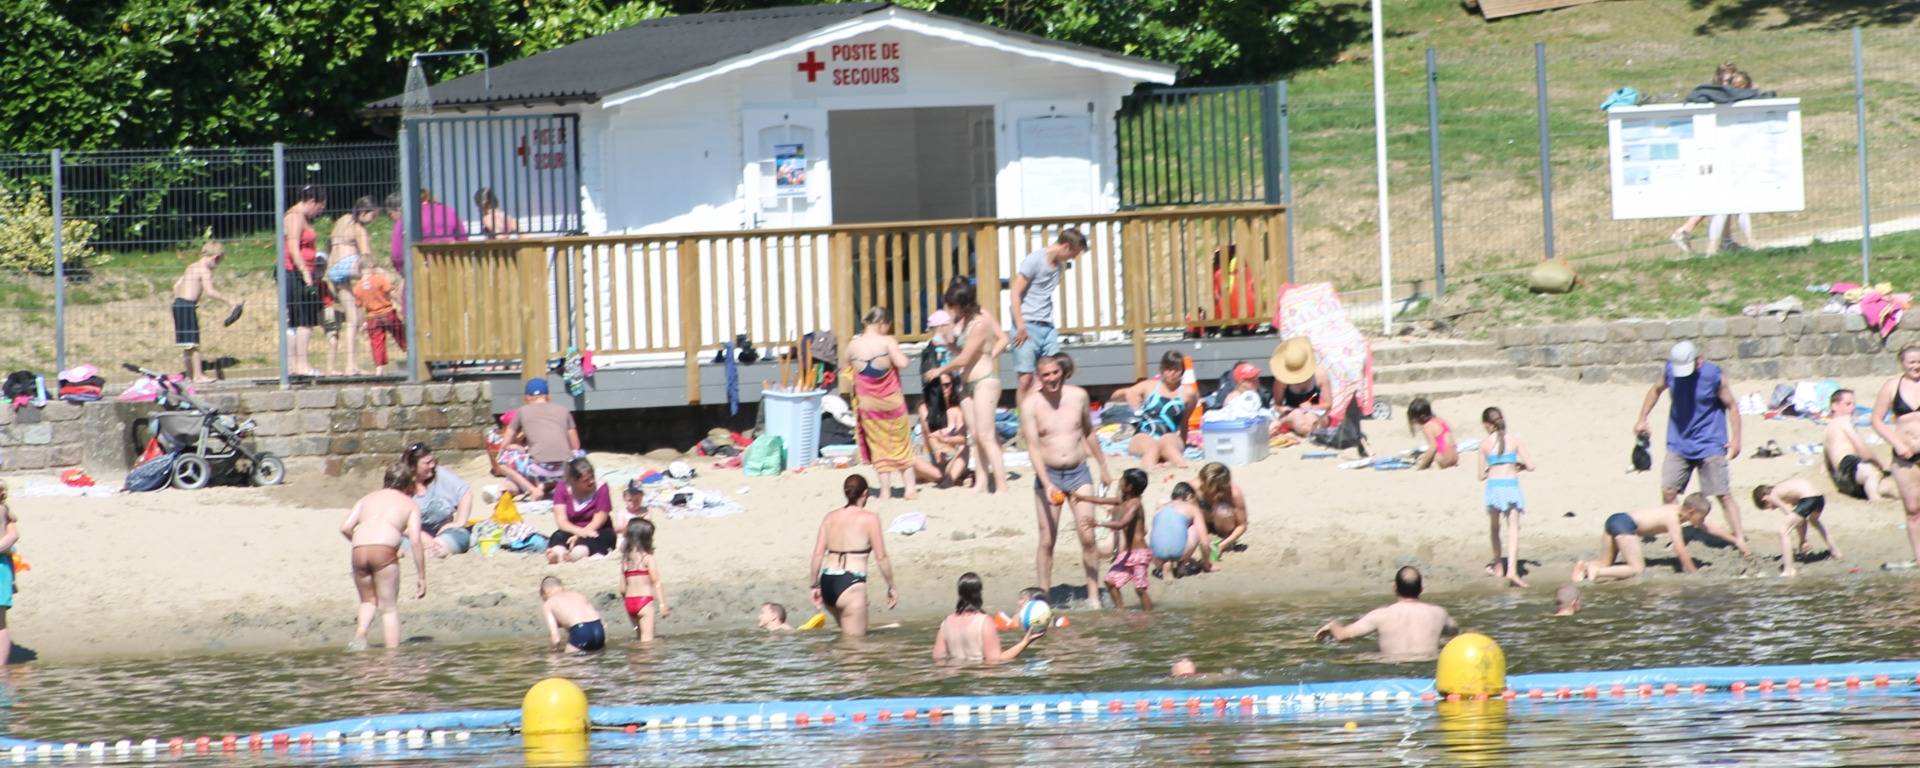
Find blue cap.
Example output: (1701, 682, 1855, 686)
(525, 378, 550, 396)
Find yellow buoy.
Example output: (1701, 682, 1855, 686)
(521, 732, 589, 768)
(1434, 633, 1506, 697)
(522, 678, 590, 737)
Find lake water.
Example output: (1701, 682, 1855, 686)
(7, 574, 1920, 765)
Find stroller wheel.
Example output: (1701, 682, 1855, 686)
(250, 454, 287, 487)
(171, 455, 212, 491)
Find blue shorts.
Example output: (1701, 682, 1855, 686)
(0, 556, 14, 609)
(1604, 513, 1638, 537)
(1012, 322, 1061, 374)
(1484, 478, 1525, 513)
(567, 620, 605, 652)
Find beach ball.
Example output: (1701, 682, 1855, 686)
(1018, 600, 1053, 632)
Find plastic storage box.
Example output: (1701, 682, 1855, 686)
(1201, 418, 1271, 466)
(762, 389, 825, 468)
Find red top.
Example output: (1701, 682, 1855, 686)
(285, 227, 317, 273)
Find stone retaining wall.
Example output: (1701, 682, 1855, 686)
(0, 382, 494, 477)
(1495, 314, 1917, 383)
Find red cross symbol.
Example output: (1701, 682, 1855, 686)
(515, 136, 529, 166)
(797, 50, 826, 82)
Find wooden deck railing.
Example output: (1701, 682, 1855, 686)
(414, 204, 1288, 401)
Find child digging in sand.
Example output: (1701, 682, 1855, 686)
(620, 519, 669, 640)
(1408, 398, 1457, 470)
(1571, 494, 1711, 583)
(539, 576, 605, 652)
(1075, 468, 1153, 610)
(1477, 406, 1534, 588)
(1752, 478, 1843, 577)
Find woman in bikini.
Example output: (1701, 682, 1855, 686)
(620, 518, 669, 641)
(808, 474, 897, 637)
(1871, 344, 1920, 567)
(324, 196, 379, 376)
(1271, 337, 1334, 437)
(932, 572, 1041, 664)
(1408, 397, 1458, 470)
(844, 306, 915, 500)
(339, 464, 427, 650)
(1121, 351, 1195, 470)
(928, 279, 1010, 494)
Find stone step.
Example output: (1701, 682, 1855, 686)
(1368, 340, 1499, 367)
(1371, 361, 1514, 385)
(1371, 377, 1549, 405)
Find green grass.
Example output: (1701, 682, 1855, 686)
(1219, 0, 1920, 292)
(1448, 229, 1920, 330)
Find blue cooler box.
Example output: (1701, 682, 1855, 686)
(1201, 418, 1271, 465)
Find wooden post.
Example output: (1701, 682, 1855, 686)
(518, 245, 551, 381)
(831, 231, 855, 395)
(974, 221, 1002, 326)
(678, 238, 703, 404)
(1122, 217, 1149, 380)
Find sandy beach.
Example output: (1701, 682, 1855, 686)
(8, 376, 1911, 662)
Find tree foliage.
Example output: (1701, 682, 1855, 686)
(0, 0, 1358, 151)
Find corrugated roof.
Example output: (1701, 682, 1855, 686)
(366, 2, 1171, 113)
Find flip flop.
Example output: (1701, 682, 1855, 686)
(222, 301, 245, 327)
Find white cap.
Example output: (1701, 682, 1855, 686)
(1668, 340, 1698, 377)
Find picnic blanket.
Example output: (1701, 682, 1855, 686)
(1272, 283, 1372, 425)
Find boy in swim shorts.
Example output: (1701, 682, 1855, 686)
(539, 576, 605, 652)
(1752, 478, 1843, 577)
(1571, 494, 1711, 583)
(1078, 469, 1153, 610)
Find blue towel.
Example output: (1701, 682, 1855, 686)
(724, 341, 739, 416)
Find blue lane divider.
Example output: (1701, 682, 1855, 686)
(2, 661, 1917, 759)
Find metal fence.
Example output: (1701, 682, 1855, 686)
(1118, 25, 1920, 326)
(0, 143, 397, 382)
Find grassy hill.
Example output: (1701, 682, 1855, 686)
(1274, 0, 1920, 328)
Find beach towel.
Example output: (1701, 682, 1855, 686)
(1272, 283, 1373, 425)
(854, 368, 913, 473)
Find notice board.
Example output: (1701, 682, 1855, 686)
(1606, 98, 1804, 220)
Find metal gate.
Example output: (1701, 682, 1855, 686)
(400, 114, 583, 238)
(1116, 83, 1283, 209)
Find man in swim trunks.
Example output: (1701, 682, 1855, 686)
(339, 464, 427, 650)
(539, 576, 605, 653)
(1632, 340, 1750, 555)
(1571, 494, 1711, 583)
(1020, 353, 1113, 607)
(1824, 389, 1895, 501)
(1752, 477, 1843, 577)
(170, 241, 237, 383)
(1009, 229, 1087, 403)
(1313, 566, 1459, 660)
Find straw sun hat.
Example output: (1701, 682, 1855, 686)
(1270, 337, 1317, 385)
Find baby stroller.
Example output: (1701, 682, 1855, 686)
(125, 363, 285, 490)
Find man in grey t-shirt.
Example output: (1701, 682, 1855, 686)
(1009, 228, 1087, 401)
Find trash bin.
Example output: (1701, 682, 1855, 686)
(762, 389, 825, 469)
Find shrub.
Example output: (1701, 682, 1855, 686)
(0, 185, 102, 272)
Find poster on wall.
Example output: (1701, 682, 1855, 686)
(775, 143, 807, 197)
(1607, 98, 1803, 220)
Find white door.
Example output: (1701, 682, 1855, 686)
(1002, 99, 1097, 218)
(741, 107, 831, 229)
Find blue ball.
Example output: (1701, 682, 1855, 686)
(1018, 599, 1052, 631)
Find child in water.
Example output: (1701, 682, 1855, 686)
(1407, 398, 1457, 470)
(1752, 477, 1842, 578)
(539, 576, 605, 652)
(1477, 406, 1534, 588)
(620, 519, 669, 641)
(757, 602, 793, 631)
(1076, 469, 1153, 610)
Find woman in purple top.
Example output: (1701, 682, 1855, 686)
(387, 188, 469, 274)
(546, 457, 615, 563)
